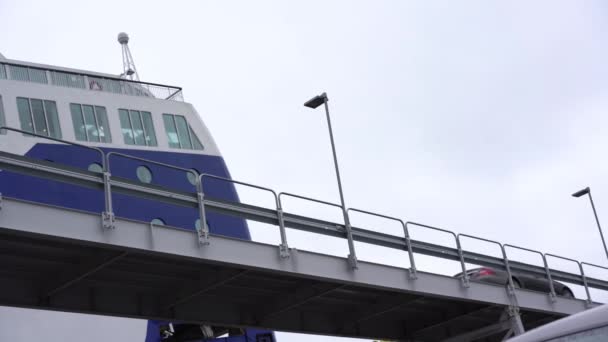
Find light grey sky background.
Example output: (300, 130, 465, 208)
(1, 0, 608, 341)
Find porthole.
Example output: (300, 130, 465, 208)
(88, 162, 103, 173)
(151, 218, 165, 226)
(136, 165, 152, 183)
(187, 169, 199, 186)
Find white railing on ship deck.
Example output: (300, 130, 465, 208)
(0, 62, 183, 102)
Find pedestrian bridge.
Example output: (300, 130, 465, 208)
(0, 139, 606, 341)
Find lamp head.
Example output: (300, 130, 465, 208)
(572, 187, 591, 198)
(304, 93, 328, 109)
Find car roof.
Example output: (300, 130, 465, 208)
(508, 304, 608, 342)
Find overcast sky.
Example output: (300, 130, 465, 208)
(1, 0, 608, 341)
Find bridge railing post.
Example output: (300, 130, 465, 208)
(346, 208, 417, 278)
(406, 222, 466, 286)
(0, 127, 111, 228)
(581, 262, 608, 305)
(102, 166, 115, 230)
(195, 176, 210, 246)
(275, 195, 290, 259)
(200, 174, 285, 255)
(278, 193, 353, 266)
(546, 254, 591, 304)
(457, 234, 515, 294)
(504, 244, 557, 301)
(105, 152, 198, 231)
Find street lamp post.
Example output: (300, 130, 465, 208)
(304, 92, 358, 269)
(572, 187, 608, 261)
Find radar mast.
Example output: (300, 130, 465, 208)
(117, 32, 140, 81)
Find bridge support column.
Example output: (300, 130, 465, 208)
(499, 306, 525, 340)
(506, 306, 525, 336)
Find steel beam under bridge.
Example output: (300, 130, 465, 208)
(0, 197, 596, 341)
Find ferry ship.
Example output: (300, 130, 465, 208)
(0, 33, 276, 342)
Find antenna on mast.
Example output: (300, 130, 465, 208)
(117, 32, 140, 81)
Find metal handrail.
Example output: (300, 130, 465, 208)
(278, 192, 342, 210)
(0, 126, 106, 169)
(200, 174, 280, 207)
(458, 234, 515, 292)
(581, 262, 608, 303)
(198, 174, 287, 255)
(404, 222, 468, 286)
(505, 244, 556, 300)
(582, 262, 608, 272)
(0, 135, 605, 301)
(278, 192, 343, 235)
(106, 151, 197, 182)
(347, 208, 417, 278)
(278, 192, 356, 260)
(0, 61, 182, 94)
(545, 254, 591, 303)
(105, 151, 199, 230)
(0, 126, 115, 228)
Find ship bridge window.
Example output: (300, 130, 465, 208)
(162, 114, 204, 150)
(16, 97, 62, 138)
(52, 71, 85, 89)
(9, 65, 47, 84)
(119, 109, 157, 146)
(70, 103, 112, 143)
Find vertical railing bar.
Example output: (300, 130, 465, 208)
(200, 174, 284, 254)
(405, 221, 467, 287)
(105, 151, 199, 233)
(458, 234, 515, 292)
(347, 208, 417, 279)
(279, 192, 356, 268)
(276, 194, 290, 258)
(195, 176, 209, 246)
(0, 126, 112, 228)
(581, 262, 608, 305)
(504, 244, 556, 301)
(546, 253, 591, 304)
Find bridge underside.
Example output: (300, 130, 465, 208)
(0, 199, 574, 341)
(0, 229, 561, 342)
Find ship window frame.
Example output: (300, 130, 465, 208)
(9, 65, 48, 84)
(118, 108, 157, 147)
(162, 113, 204, 150)
(0, 95, 6, 134)
(16, 97, 62, 139)
(70, 103, 112, 143)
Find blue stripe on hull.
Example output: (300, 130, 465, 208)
(0, 144, 250, 240)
